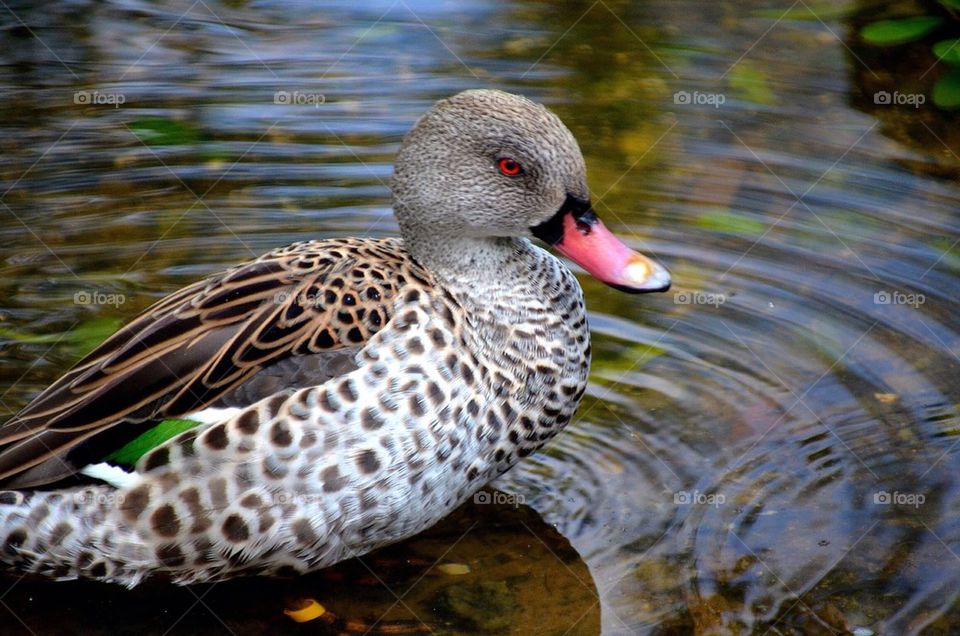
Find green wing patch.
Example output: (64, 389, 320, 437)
(105, 419, 200, 466)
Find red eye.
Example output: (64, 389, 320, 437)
(497, 158, 523, 176)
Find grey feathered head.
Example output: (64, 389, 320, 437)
(391, 90, 670, 293)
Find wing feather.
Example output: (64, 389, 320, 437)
(0, 237, 423, 486)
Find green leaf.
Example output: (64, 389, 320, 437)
(933, 68, 960, 109)
(593, 342, 667, 374)
(938, 0, 960, 10)
(695, 211, 765, 237)
(128, 117, 200, 146)
(931, 237, 960, 272)
(728, 63, 776, 106)
(933, 39, 960, 65)
(0, 317, 122, 357)
(860, 16, 945, 46)
(105, 419, 201, 466)
(66, 319, 125, 356)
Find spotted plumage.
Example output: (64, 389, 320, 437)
(0, 238, 422, 487)
(0, 90, 669, 586)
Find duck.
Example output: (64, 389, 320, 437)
(0, 89, 670, 586)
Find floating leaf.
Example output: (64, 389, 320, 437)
(283, 599, 326, 623)
(933, 68, 960, 109)
(67, 319, 124, 356)
(728, 63, 776, 106)
(931, 237, 960, 271)
(592, 341, 667, 375)
(933, 38, 960, 65)
(105, 419, 200, 465)
(437, 563, 472, 576)
(128, 117, 200, 146)
(0, 317, 122, 357)
(695, 211, 765, 236)
(860, 16, 944, 46)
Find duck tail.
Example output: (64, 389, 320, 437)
(0, 487, 147, 587)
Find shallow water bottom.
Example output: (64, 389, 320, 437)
(0, 495, 599, 635)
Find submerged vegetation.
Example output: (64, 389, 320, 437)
(858, 0, 960, 108)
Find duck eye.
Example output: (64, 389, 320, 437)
(497, 157, 523, 177)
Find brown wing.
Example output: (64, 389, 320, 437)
(0, 237, 428, 487)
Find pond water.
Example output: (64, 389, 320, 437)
(1, 0, 959, 634)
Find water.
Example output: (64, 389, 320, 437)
(0, 0, 959, 633)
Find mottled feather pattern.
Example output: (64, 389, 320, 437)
(0, 238, 424, 487)
(0, 89, 624, 586)
(0, 242, 588, 585)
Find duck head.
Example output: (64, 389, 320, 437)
(391, 89, 670, 293)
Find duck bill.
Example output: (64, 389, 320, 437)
(531, 195, 671, 293)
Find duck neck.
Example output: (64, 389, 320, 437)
(402, 227, 537, 297)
